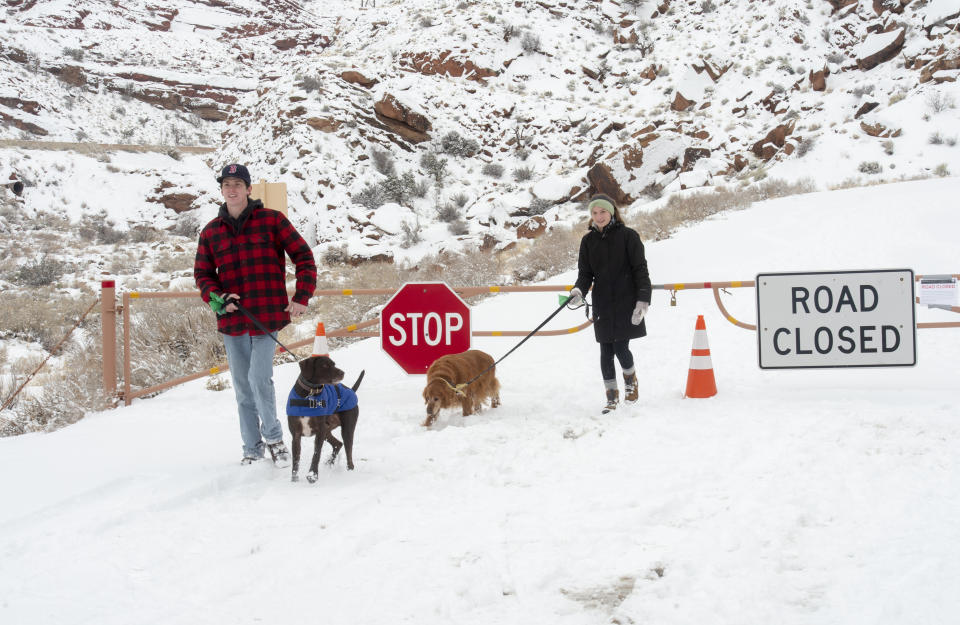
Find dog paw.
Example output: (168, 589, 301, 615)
(306, 472, 318, 484)
(291, 473, 299, 482)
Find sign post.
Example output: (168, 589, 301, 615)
(756, 269, 916, 369)
(380, 282, 471, 374)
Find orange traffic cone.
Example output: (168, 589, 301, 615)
(684, 315, 717, 398)
(311, 322, 330, 357)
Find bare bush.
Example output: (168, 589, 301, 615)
(521, 32, 541, 53)
(513, 166, 534, 182)
(400, 220, 422, 248)
(439, 131, 480, 157)
(796, 136, 816, 157)
(172, 212, 200, 238)
(436, 203, 460, 223)
(63, 47, 84, 61)
(634, 178, 817, 242)
(371, 147, 396, 176)
(322, 244, 350, 265)
(448, 218, 470, 236)
(420, 152, 449, 187)
(482, 162, 504, 178)
(381, 172, 417, 205)
(451, 192, 470, 208)
(120, 300, 226, 394)
(926, 91, 956, 114)
(300, 74, 322, 92)
(509, 225, 581, 282)
(130, 225, 163, 244)
(858, 161, 881, 174)
(528, 198, 553, 215)
(78, 210, 124, 244)
(354, 182, 386, 210)
(11, 255, 71, 288)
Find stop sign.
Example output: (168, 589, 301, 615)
(380, 282, 471, 374)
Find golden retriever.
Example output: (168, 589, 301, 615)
(422, 349, 501, 427)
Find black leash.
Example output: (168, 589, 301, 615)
(444, 297, 581, 396)
(229, 299, 299, 356)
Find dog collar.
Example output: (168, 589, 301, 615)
(295, 375, 324, 397)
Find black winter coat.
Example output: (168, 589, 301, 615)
(574, 220, 652, 343)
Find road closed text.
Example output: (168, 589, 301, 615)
(772, 284, 901, 356)
(756, 270, 916, 369)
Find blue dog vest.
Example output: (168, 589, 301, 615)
(286, 384, 358, 417)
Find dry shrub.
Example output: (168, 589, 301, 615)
(3, 333, 106, 435)
(507, 225, 581, 282)
(0, 290, 95, 351)
(125, 298, 226, 390)
(634, 178, 816, 241)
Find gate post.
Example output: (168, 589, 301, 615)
(101, 280, 117, 403)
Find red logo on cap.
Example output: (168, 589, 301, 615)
(228, 165, 237, 173)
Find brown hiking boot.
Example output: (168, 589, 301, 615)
(602, 388, 619, 414)
(624, 372, 638, 404)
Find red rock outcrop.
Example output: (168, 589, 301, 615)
(752, 123, 795, 160)
(587, 162, 633, 205)
(857, 28, 905, 71)
(517, 216, 547, 239)
(400, 51, 498, 82)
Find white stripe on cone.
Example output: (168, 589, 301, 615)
(689, 355, 714, 370)
(312, 322, 329, 356)
(691, 331, 711, 350)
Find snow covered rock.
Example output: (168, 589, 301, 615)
(856, 28, 906, 71)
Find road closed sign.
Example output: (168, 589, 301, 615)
(756, 269, 916, 369)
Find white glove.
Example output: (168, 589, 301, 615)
(631, 301, 649, 325)
(566, 288, 583, 308)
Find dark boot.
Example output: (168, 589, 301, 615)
(602, 388, 619, 414)
(624, 372, 638, 404)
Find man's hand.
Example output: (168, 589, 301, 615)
(209, 292, 239, 315)
(286, 301, 307, 318)
(223, 294, 240, 313)
(566, 288, 584, 309)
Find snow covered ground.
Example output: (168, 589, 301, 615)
(2, 177, 960, 625)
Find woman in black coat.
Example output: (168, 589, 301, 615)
(568, 194, 651, 413)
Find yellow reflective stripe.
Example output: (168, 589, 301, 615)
(130, 292, 140, 298)
(342, 289, 353, 295)
(210, 367, 220, 375)
(489, 286, 501, 292)
(731, 281, 742, 288)
(567, 327, 578, 333)
(491, 331, 503, 336)
(346, 324, 358, 332)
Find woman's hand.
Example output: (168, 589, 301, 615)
(631, 301, 649, 325)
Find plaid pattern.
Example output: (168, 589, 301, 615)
(195, 199, 316, 336)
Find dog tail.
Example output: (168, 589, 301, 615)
(351, 370, 365, 391)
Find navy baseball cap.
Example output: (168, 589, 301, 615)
(216, 163, 251, 186)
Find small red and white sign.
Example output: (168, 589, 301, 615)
(918, 276, 958, 307)
(380, 282, 471, 374)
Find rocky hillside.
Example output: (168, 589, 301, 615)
(2, 0, 960, 264)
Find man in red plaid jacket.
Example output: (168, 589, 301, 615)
(194, 164, 317, 466)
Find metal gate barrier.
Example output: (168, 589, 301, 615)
(100, 275, 960, 406)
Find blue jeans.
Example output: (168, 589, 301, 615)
(222, 332, 283, 459)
